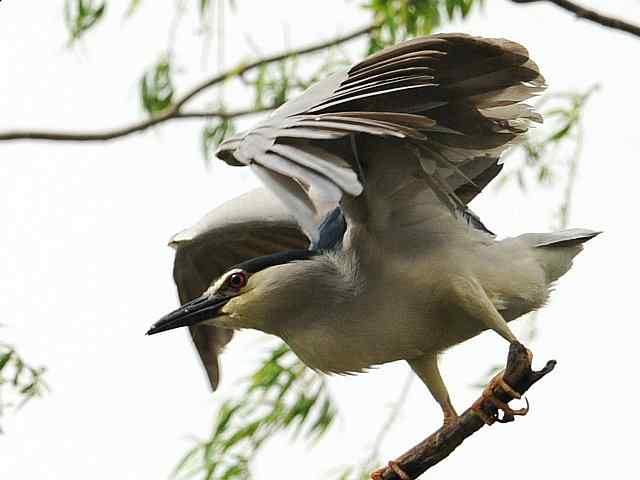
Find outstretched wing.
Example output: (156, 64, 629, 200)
(215, 34, 545, 241)
(170, 188, 308, 390)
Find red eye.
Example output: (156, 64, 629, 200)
(228, 271, 247, 289)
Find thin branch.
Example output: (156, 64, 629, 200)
(371, 342, 556, 480)
(557, 121, 585, 229)
(175, 105, 274, 120)
(510, 0, 640, 38)
(0, 21, 381, 143)
(172, 20, 381, 111)
(0, 107, 273, 142)
(363, 371, 415, 470)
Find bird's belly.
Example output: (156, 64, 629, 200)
(279, 306, 436, 374)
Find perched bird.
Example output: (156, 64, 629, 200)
(148, 34, 599, 427)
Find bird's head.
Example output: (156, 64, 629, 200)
(147, 249, 321, 336)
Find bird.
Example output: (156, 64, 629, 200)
(148, 33, 599, 429)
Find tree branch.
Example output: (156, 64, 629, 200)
(172, 21, 382, 112)
(510, 0, 640, 38)
(0, 21, 381, 143)
(0, 107, 273, 142)
(371, 342, 556, 480)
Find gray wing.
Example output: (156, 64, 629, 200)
(170, 188, 308, 390)
(215, 34, 545, 240)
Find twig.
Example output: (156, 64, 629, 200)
(172, 20, 380, 111)
(371, 342, 556, 480)
(0, 22, 381, 143)
(363, 371, 415, 471)
(0, 107, 273, 142)
(510, 0, 640, 38)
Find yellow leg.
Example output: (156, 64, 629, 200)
(408, 354, 459, 428)
(450, 276, 518, 344)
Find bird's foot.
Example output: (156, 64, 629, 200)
(442, 413, 459, 429)
(371, 461, 411, 480)
(442, 400, 459, 428)
(471, 372, 529, 425)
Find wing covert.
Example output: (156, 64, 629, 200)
(170, 188, 308, 390)
(215, 33, 546, 240)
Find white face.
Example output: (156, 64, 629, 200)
(218, 258, 340, 334)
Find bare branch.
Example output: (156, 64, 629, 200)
(172, 21, 381, 112)
(371, 342, 556, 480)
(510, 0, 640, 38)
(0, 21, 381, 143)
(0, 107, 273, 142)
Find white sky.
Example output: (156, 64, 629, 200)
(1, 0, 639, 479)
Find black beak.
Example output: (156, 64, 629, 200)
(146, 294, 230, 335)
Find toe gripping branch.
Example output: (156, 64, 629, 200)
(471, 371, 530, 425)
(371, 342, 556, 480)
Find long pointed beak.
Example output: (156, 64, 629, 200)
(146, 294, 230, 335)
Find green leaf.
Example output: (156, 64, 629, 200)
(201, 118, 235, 163)
(173, 343, 337, 479)
(0, 351, 12, 372)
(0, 344, 47, 431)
(172, 446, 201, 478)
(139, 58, 175, 116)
(64, 0, 107, 45)
(12, 357, 24, 386)
(364, 0, 482, 51)
(200, 0, 211, 18)
(125, 0, 142, 17)
(213, 402, 243, 437)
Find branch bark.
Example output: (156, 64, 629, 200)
(4, 1, 636, 144)
(371, 342, 556, 480)
(0, 107, 273, 142)
(172, 21, 382, 112)
(509, 0, 640, 38)
(0, 22, 380, 143)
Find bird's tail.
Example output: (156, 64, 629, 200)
(524, 228, 601, 283)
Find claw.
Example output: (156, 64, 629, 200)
(494, 376, 521, 399)
(491, 396, 530, 423)
(442, 408, 459, 429)
(471, 372, 529, 425)
(388, 461, 411, 480)
(370, 468, 383, 480)
(471, 398, 497, 425)
(370, 461, 412, 480)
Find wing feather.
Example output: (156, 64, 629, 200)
(215, 33, 546, 241)
(171, 188, 308, 390)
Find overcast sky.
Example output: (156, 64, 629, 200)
(1, 1, 639, 479)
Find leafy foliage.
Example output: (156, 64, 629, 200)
(64, 0, 106, 45)
(173, 344, 336, 480)
(199, 50, 351, 161)
(0, 342, 48, 433)
(202, 118, 236, 164)
(140, 58, 175, 116)
(500, 86, 598, 200)
(365, 0, 483, 53)
(125, 0, 143, 17)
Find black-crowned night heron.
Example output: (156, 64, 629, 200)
(148, 34, 599, 428)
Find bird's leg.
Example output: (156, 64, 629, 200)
(450, 277, 519, 344)
(441, 396, 459, 428)
(450, 278, 533, 424)
(372, 358, 455, 479)
(408, 354, 459, 428)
